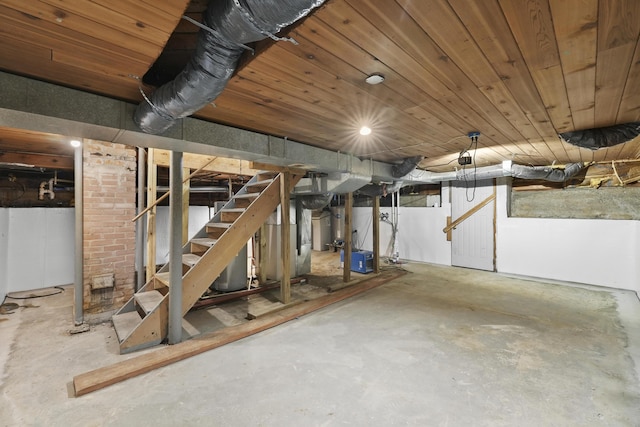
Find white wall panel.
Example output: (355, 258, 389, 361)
(154, 206, 212, 265)
(6, 208, 74, 292)
(44, 209, 75, 286)
(352, 206, 451, 266)
(496, 178, 640, 293)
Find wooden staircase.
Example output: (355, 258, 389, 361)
(112, 171, 301, 353)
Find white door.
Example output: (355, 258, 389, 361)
(451, 179, 495, 271)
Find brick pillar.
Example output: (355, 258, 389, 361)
(83, 140, 136, 320)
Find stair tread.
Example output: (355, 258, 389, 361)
(247, 179, 273, 186)
(182, 253, 201, 266)
(207, 222, 233, 228)
(135, 290, 164, 314)
(191, 237, 217, 246)
(155, 272, 171, 286)
(233, 193, 259, 199)
(221, 208, 245, 212)
(112, 310, 142, 342)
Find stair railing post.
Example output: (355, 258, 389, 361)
(168, 151, 183, 345)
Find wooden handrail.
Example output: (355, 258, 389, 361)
(442, 193, 495, 234)
(131, 157, 217, 222)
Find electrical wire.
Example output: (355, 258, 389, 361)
(462, 135, 479, 202)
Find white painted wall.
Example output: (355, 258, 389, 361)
(153, 206, 213, 265)
(352, 205, 452, 266)
(0, 209, 9, 302)
(4, 208, 75, 293)
(495, 178, 640, 293)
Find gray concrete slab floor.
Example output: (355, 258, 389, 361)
(1, 259, 639, 426)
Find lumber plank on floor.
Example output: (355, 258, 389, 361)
(72, 269, 406, 397)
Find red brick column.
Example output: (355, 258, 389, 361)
(83, 140, 136, 319)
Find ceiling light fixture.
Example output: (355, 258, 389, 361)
(359, 126, 372, 136)
(365, 73, 385, 85)
(70, 139, 81, 147)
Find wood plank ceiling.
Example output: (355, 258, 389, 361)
(0, 0, 639, 172)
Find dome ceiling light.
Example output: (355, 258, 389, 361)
(365, 74, 385, 85)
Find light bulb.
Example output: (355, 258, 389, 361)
(359, 126, 372, 136)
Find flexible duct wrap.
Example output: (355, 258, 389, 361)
(134, 0, 325, 135)
(299, 193, 333, 210)
(357, 181, 404, 197)
(510, 162, 585, 182)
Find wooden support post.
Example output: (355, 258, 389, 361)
(258, 223, 267, 284)
(182, 167, 190, 245)
(343, 192, 353, 282)
(145, 148, 157, 281)
(280, 173, 291, 304)
(372, 195, 380, 274)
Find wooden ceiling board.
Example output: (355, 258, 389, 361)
(549, 0, 598, 130)
(313, 4, 516, 163)
(393, 0, 550, 161)
(445, 0, 562, 162)
(594, 0, 640, 127)
(617, 40, 640, 124)
(345, 0, 534, 152)
(0, 0, 639, 175)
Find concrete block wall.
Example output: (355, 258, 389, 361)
(83, 140, 136, 317)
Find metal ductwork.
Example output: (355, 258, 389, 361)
(391, 156, 423, 178)
(357, 181, 403, 197)
(134, 0, 325, 135)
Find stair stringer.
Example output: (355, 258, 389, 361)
(116, 173, 301, 353)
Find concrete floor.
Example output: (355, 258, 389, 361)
(1, 253, 639, 426)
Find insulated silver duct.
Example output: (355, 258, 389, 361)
(510, 162, 586, 182)
(299, 193, 333, 210)
(391, 156, 423, 178)
(406, 161, 587, 184)
(134, 0, 325, 135)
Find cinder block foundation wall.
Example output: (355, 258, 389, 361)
(83, 140, 136, 318)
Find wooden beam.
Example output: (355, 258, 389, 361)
(0, 151, 73, 169)
(443, 194, 496, 234)
(280, 172, 291, 304)
(132, 157, 216, 222)
(250, 161, 308, 176)
(372, 195, 380, 274)
(72, 269, 406, 397)
(343, 192, 352, 283)
(258, 223, 267, 284)
(153, 149, 258, 176)
(145, 148, 157, 282)
(182, 167, 190, 245)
